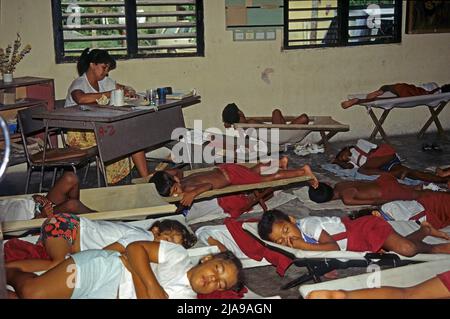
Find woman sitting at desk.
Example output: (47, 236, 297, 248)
(64, 48, 149, 184)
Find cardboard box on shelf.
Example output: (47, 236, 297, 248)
(0, 88, 16, 105)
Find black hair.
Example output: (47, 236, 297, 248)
(335, 146, 352, 161)
(258, 209, 290, 241)
(77, 48, 117, 76)
(208, 251, 245, 292)
(308, 182, 334, 203)
(440, 84, 450, 93)
(149, 171, 176, 197)
(150, 219, 197, 249)
(349, 208, 374, 220)
(222, 103, 240, 125)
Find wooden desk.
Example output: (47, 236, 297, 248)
(33, 96, 201, 186)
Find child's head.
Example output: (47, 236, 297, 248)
(258, 209, 301, 246)
(440, 84, 450, 93)
(149, 171, 182, 197)
(334, 146, 352, 164)
(222, 103, 241, 127)
(308, 182, 334, 203)
(188, 251, 244, 294)
(150, 219, 197, 249)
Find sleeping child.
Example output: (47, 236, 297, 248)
(5, 215, 197, 273)
(149, 157, 319, 207)
(257, 209, 450, 256)
(7, 243, 244, 299)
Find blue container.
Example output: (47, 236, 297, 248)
(157, 87, 167, 102)
(8, 123, 17, 134)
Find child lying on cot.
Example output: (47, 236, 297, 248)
(258, 209, 450, 256)
(307, 270, 450, 299)
(0, 172, 93, 222)
(149, 157, 319, 207)
(351, 192, 450, 230)
(332, 139, 449, 185)
(308, 173, 449, 206)
(5, 214, 197, 273)
(7, 243, 244, 299)
(222, 102, 309, 128)
(341, 82, 450, 109)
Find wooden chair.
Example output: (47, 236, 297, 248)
(17, 104, 99, 193)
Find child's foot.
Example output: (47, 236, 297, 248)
(307, 290, 347, 299)
(421, 221, 450, 240)
(279, 156, 289, 170)
(32, 195, 53, 207)
(341, 98, 359, 109)
(303, 164, 319, 189)
(323, 269, 339, 279)
(436, 168, 450, 178)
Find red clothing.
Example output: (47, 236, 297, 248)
(392, 83, 430, 97)
(217, 194, 254, 218)
(437, 271, 450, 292)
(376, 173, 417, 202)
(224, 217, 292, 276)
(417, 192, 450, 229)
(4, 238, 50, 263)
(217, 163, 262, 185)
(342, 216, 394, 252)
(368, 144, 397, 159)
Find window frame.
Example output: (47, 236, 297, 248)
(51, 0, 205, 63)
(283, 0, 402, 50)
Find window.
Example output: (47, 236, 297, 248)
(284, 0, 402, 49)
(51, 0, 204, 63)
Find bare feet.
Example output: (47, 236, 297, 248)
(307, 290, 347, 299)
(341, 98, 359, 109)
(323, 269, 339, 279)
(279, 156, 289, 170)
(436, 167, 450, 178)
(302, 164, 319, 189)
(421, 221, 450, 240)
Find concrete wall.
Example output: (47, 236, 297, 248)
(1, 0, 449, 140)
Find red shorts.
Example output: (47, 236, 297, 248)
(217, 164, 262, 185)
(342, 216, 394, 252)
(217, 194, 253, 218)
(376, 173, 417, 202)
(417, 192, 450, 229)
(369, 144, 397, 159)
(437, 271, 450, 292)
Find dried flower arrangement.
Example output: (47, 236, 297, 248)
(0, 33, 32, 75)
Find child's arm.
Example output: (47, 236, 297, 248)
(289, 230, 339, 251)
(180, 183, 213, 206)
(125, 241, 168, 299)
(340, 188, 381, 206)
(207, 237, 228, 252)
(102, 242, 126, 253)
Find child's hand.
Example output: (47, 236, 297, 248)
(287, 236, 302, 248)
(41, 202, 54, 217)
(180, 191, 196, 207)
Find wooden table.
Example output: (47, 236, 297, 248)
(33, 96, 201, 186)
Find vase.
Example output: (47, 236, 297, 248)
(2, 73, 13, 83)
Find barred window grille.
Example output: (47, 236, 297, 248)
(52, 0, 204, 63)
(284, 0, 402, 49)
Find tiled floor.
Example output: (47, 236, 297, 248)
(1, 131, 449, 299)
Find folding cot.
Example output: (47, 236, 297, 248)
(243, 221, 450, 290)
(347, 92, 450, 143)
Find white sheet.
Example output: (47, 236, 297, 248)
(349, 92, 450, 110)
(299, 259, 450, 298)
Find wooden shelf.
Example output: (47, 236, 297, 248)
(0, 133, 20, 143)
(0, 76, 54, 90)
(0, 98, 48, 111)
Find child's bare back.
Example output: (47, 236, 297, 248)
(181, 168, 231, 190)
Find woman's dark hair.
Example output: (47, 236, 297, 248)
(206, 251, 245, 292)
(77, 48, 117, 76)
(222, 103, 240, 125)
(258, 209, 290, 241)
(308, 182, 334, 203)
(149, 171, 175, 197)
(150, 219, 197, 249)
(440, 84, 450, 93)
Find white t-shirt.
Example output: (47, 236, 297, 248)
(65, 73, 116, 107)
(349, 139, 378, 168)
(296, 216, 348, 251)
(0, 197, 35, 222)
(196, 225, 248, 259)
(119, 241, 196, 299)
(79, 217, 154, 251)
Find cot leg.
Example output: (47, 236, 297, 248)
(368, 108, 390, 143)
(418, 103, 447, 140)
